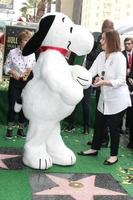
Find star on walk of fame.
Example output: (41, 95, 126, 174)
(34, 174, 127, 200)
(0, 153, 20, 169)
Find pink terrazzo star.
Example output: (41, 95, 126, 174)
(0, 154, 20, 169)
(35, 174, 127, 200)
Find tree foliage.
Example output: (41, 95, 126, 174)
(20, 0, 40, 21)
(20, 0, 56, 22)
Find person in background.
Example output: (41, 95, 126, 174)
(127, 66, 133, 149)
(122, 37, 133, 148)
(4, 29, 36, 139)
(0, 43, 4, 82)
(122, 37, 133, 77)
(78, 30, 131, 165)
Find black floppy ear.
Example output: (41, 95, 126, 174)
(22, 15, 56, 56)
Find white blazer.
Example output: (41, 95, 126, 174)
(89, 51, 131, 115)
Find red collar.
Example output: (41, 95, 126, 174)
(39, 46, 68, 56)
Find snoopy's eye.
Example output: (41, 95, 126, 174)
(62, 17, 65, 22)
(70, 27, 73, 33)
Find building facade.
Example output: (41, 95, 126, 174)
(81, 0, 133, 32)
(56, 0, 82, 24)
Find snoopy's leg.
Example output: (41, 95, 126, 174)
(47, 122, 76, 166)
(23, 121, 53, 169)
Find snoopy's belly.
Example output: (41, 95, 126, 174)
(22, 80, 78, 121)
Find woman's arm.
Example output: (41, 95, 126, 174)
(92, 52, 127, 88)
(88, 52, 102, 78)
(4, 51, 20, 80)
(109, 53, 127, 88)
(4, 51, 13, 75)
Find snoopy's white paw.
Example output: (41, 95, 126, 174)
(49, 148, 76, 166)
(76, 76, 91, 89)
(23, 152, 53, 169)
(71, 65, 92, 89)
(14, 102, 22, 112)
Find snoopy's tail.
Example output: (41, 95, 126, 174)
(14, 98, 22, 113)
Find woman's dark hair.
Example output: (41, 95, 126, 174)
(104, 30, 121, 53)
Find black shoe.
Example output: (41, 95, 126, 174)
(103, 158, 118, 165)
(83, 131, 89, 135)
(83, 126, 89, 134)
(17, 129, 26, 138)
(83, 128, 89, 135)
(77, 151, 98, 156)
(87, 141, 92, 145)
(127, 142, 133, 149)
(6, 129, 13, 139)
(64, 125, 75, 132)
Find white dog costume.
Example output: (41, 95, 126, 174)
(20, 12, 94, 169)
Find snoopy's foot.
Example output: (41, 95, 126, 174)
(49, 148, 76, 166)
(23, 152, 53, 169)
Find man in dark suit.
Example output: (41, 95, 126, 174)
(122, 37, 133, 148)
(122, 37, 133, 76)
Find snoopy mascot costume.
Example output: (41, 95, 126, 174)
(20, 12, 94, 169)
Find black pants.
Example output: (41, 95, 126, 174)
(95, 88, 109, 141)
(82, 87, 91, 130)
(7, 73, 33, 124)
(91, 109, 125, 156)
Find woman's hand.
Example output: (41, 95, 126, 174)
(22, 68, 32, 81)
(9, 69, 20, 80)
(92, 77, 111, 87)
(92, 77, 104, 87)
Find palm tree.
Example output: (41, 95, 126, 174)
(20, 0, 40, 22)
(20, 0, 56, 22)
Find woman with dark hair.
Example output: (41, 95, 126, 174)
(78, 30, 131, 165)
